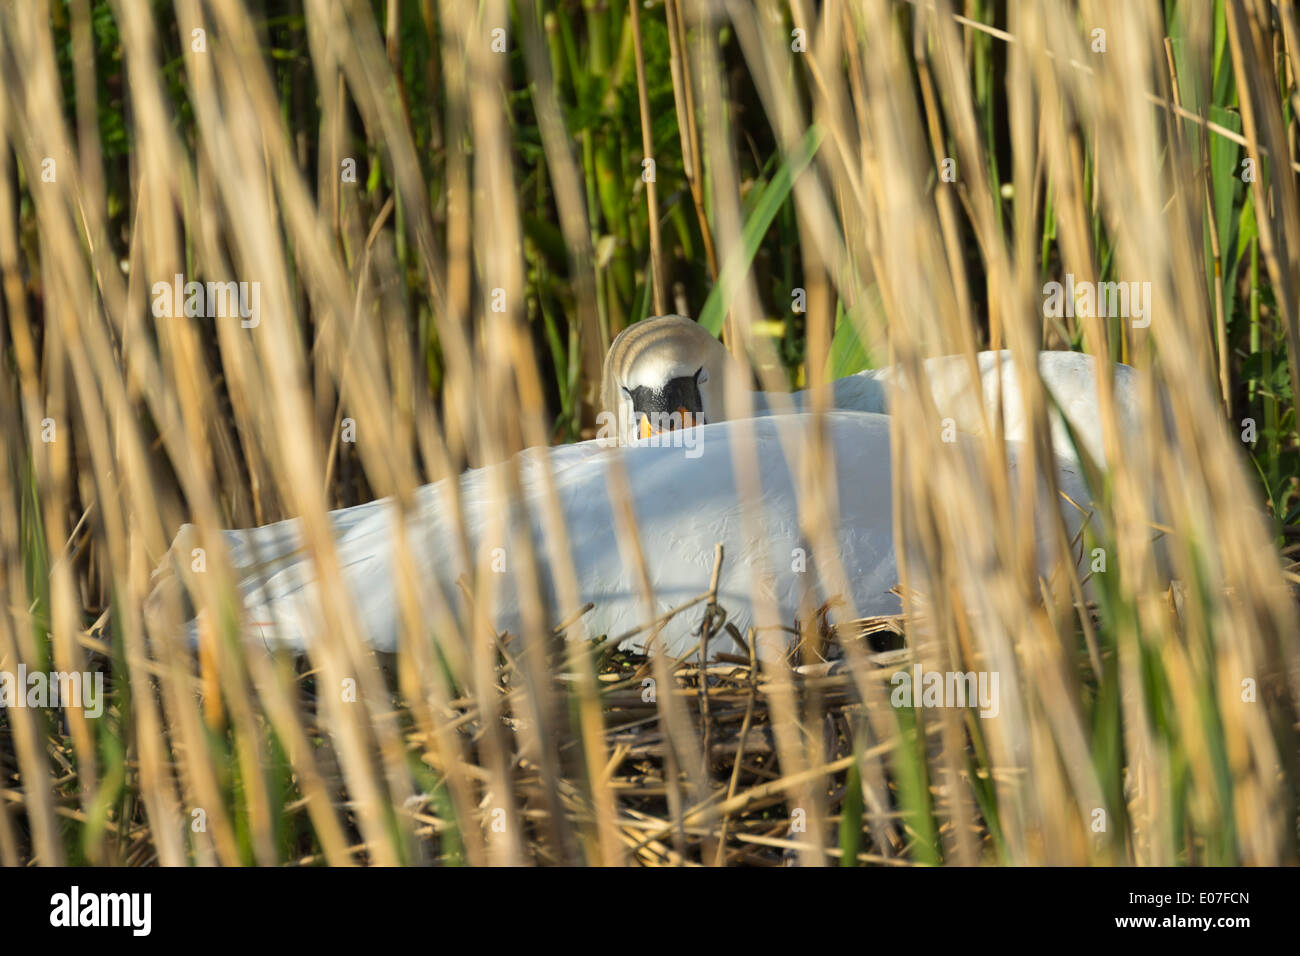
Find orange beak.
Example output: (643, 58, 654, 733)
(639, 407, 696, 439)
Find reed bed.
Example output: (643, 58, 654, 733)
(0, 0, 1297, 866)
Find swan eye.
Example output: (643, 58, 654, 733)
(621, 385, 633, 401)
(695, 366, 708, 385)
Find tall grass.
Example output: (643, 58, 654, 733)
(0, 0, 1296, 865)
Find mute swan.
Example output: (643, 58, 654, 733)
(152, 315, 1127, 659)
(152, 412, 1092, 660)
(602, 315, 1137, 468)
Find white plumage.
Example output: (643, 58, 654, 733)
(153, 317, 1137, 659)
(786, 350, 1138, 469)
(603, 316, 1137, 468)
(155, 411, 1094, 660)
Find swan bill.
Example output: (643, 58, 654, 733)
(637, 407, 701, 439)
(623, 370, 706, 438)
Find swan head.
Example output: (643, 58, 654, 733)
(601, 315, 736, 444)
